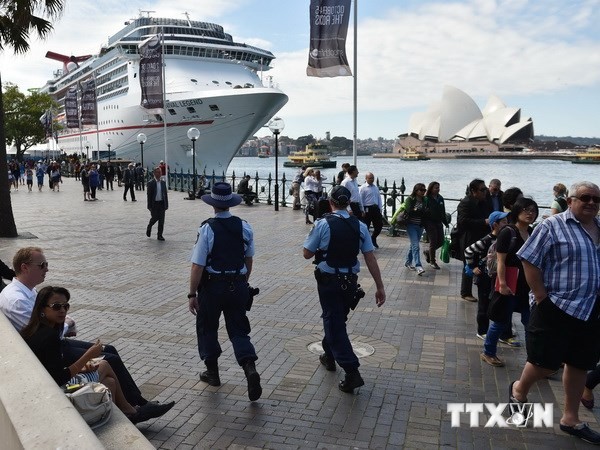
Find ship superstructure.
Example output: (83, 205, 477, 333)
(41, 14, 288, 175)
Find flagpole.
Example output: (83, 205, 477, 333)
(161, 29, 168, 189)
(352, 0, 357, 166)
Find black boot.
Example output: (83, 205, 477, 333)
(242, 360, 262, 401)
(200, 361, 221, 386)
(339, 370, 364, 393)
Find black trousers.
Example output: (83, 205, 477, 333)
(123, 183, 136, 200)
(362, 205, 383, 239)
(61, 339, 145, 406)
(148, 201, 166, 237)
(349, 202, 362, 217)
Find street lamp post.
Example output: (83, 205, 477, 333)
(136, 133, 147, 169)
(105, 138, 112, 162)
(187, 127, 200, 197)
(85, 146, 89, 161)
(268, 117, 285, 211)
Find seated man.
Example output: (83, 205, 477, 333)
(237, 175, 256, 206)
(0, 247, 172, 411)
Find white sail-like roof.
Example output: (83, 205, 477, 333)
(406, 86, 533, 144)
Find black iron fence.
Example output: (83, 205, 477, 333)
(165, 169, 469, 222)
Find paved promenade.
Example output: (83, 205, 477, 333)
(2, 178, 599, 449)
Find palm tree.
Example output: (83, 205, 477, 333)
(0, 0, 64, 237)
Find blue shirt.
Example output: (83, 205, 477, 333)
(303, 210, 374, 274)
(190, 211, 254, 274)
(517, 209, 600, 320)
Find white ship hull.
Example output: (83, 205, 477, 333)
(42, 16, 288, 175)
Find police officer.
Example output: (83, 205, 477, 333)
(188, 182, 262, 401)
(303, 186, 386, 393)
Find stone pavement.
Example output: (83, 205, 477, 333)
(2, 178, 599, 449)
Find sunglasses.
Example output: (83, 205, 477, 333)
(46, 302, 70, 311)
(29, 261, 49, 269)
(571, 195, 600, 204)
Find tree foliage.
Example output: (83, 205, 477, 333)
(0, 0, 65, 237)
(294, 134, 315, 149)
(3, 83, 56, 160)
(329, 136, 353, 152)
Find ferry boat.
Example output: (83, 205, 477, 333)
(400, 149, 430, 161)
(571, 147, 600, 164)
(257, 146, 270, 158)
(283, 143, 336, 168)
(40, 14, 288, 176)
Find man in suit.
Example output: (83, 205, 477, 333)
(147, 167, 169, 241)
(486, 178, 504, 212)
(123, 163, 136, 201)
(105, 162, 115, 191)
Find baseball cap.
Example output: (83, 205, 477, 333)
(488, 211, 509, 229)
(330, 186, 351, 205)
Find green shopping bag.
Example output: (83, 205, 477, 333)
(440, 235, 451, 264)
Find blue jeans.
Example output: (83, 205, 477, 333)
(483, 295, 530, 357)
(405, 223, 424, 267)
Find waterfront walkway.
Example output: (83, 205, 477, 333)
(2, 178, 599, 449)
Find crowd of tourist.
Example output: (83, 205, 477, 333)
(2, 159, 600, 444)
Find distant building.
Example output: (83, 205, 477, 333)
(397, 85, 534, 155)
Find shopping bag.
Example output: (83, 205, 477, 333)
(440, 235, 451, 263)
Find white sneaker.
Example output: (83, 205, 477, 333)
(416, 266, 425, 276)
(405, 262, 416, 271)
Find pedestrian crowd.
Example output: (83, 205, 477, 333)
(2, 159, 599, 445)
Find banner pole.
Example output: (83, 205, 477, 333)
(161, 30, 168, 189)
(352, 0, 357, 166)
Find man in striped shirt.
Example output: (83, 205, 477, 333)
(510, 181, 600, 444)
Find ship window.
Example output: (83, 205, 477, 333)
(191, 79, 198, 83)
(225, 81, 232, 85)
(212, 80, 219, 85)
(187, 107, 196, 113)
(154, 114, 163, 122)
(244, 83, 254, 88)
(209, 105, 220, 111)
(168, 109, 177, 115)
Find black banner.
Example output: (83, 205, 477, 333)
(307, 0, 352, 77)
(39, 109, 53, 138)
(65, 87, 79, 128)
(139, 35, 164, 110)
(80, 78, 97, 125)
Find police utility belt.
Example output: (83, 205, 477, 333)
(314, 269, 357, 287)
(205, 273, 246, 282)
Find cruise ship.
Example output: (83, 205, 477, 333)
(40, 14, 288, 176)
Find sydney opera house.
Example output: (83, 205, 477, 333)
(396, 86, 534, 155)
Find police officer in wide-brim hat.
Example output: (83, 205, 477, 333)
(303, 185, 386, 393)
(188, 182, 262, 401)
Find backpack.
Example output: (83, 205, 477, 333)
(555, 197, 568, 212)
(486, 226, 517, 276)
(449, 225, 462, 260)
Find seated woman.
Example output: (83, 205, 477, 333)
(20, 286, 172, 424)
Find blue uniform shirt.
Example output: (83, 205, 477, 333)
(190, 211, 254, 274)
(303, 210, 374, 274)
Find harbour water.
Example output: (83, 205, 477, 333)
(228, 155, 598, 214)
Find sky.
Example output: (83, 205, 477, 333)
(1, 0, 599, 140)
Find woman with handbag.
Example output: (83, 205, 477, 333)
(481, 198, 539, 367)
(403, 183, 429, 276)
(423, 181, 448, 270)
(21, 286, 172, 424)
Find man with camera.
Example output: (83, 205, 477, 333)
(303, 186, 386, 393)
(188, 182, 262, 401)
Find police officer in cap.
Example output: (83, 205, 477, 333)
(303, 185, 386, 393)
(188, 182, 262, 401)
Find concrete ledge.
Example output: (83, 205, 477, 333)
(0, 313, 154, 449)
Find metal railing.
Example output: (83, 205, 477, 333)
(166, 169, 552, 227)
